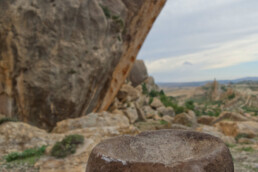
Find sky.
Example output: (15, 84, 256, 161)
(138, 0, 258, 82)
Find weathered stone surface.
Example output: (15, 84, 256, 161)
(196, 125, 236, 145)
(117, 84, 141, 102)
(173, 111, 197, 128)
(142, 105, 158, 119)
(128, 60, 148, 87)
(212, 111, 250, 125)
(144, 76, 159, 92)
(198, 116, 216, 125)
(157, 106, 175, 117)
(162, 115, 174, 123)
(0, 122, 63, 156)
(52, 111, 129, 133)
(0, 0, 166, 129)
(86, 130, 234, 172)
(215, 121, 258, 138)
(150, 97, 163, 109)
(0, 112, 139, 172)
(123, 106, 138, 124)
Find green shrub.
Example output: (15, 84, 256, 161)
(149, 90, 159, 97)
(159, 90, 165, 96)
(51, 135, 84, 158)
(148, 97, 153, 105)
(142, 83, 148, 95)
(238, 147, 254, 152)
(228, 93, 235, 100)
(235, 133, 251, 141)
(4, 146, 46, 162)
(185, 100, 195, 110)
(0, 117, 18, 125)
(159, 94, 184, 114)
(160, 120, 168, 125)
(100, 5, 111, 18)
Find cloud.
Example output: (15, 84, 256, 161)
(145, 33, 258, 73)
(183, 61, 193, 66)
(138, 0, 258, 82)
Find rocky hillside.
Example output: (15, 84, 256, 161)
(0, 0, 165, 129)
(0, 61, 258, 171)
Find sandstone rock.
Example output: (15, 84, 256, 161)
(162, 115, 174, 123)
(196, 125, 236, 145)
(123, 107, 138, 124)
(0, 0, 166, 129)
(198, 116, 216, 125)
(157, 106, 175, 117)
(0, 122, 63, 156)
(128, 60, 148, 87)
(150, 97, 163, 109)
(142, 105, 158, 119)
(52, 112, 129, 133)
(144, 76, 159, 92)
(117, 84, 141, 102)
(134, 102, 146, 122)
(215, 121, 258, 138)
(212, 111, 250, 125)
(173, 111, 197, 128)
(153, 114, 162, 121)
(86, 130, 234, 172)
(0, 116, 139, 172)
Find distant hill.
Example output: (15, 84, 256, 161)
(158, 77, 258, 88)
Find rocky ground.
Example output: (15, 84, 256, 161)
(0, 77, 257, 171)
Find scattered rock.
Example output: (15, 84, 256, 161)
(150, 98, 163, 109)
(123, 107, 138, 124)
(196, 125, 236, 145)
(215, 121, 258, 138)
(198, 116, 216, 125)
(162, 115, 174, 123)
(212, 111, 250, 125)
(144, 76, 159, 92)
(52, 112, 129, 133)
(117, 84, 141, 102)
(142, 106, 158, 119)
(86, 130, 234, 172)
(173, 111, 197, 128)
(128, 60, 148, 87)
(157, 106, 175, 117)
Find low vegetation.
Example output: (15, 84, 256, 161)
(142, 84, 185, 114)
(4, 146, 46, 165)
(51, 134, 84, 158)
(238, 147, 255, 152)
(0, 117, 18, 125)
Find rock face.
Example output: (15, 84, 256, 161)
(0, 0, 166, 129)
(86, 130, 234, 172)
(128, 60, 148, 87)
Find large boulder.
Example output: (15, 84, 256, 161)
(86, 130, 234, 172)
(128, 60, 148, 87)
(0, 0, 166, 129)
